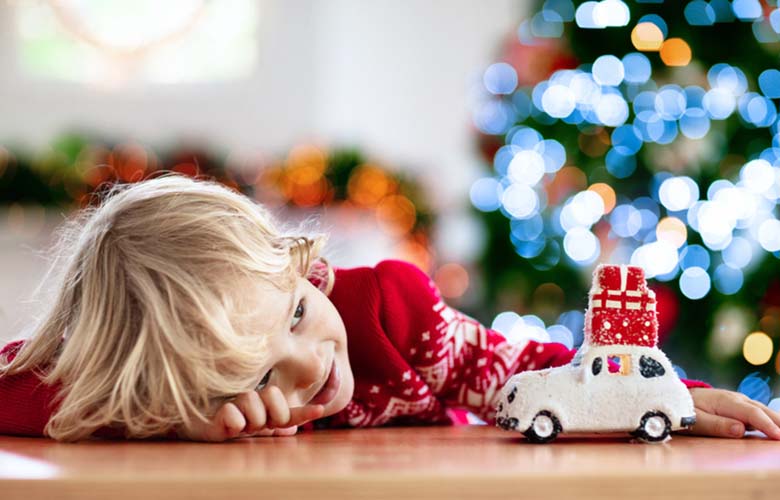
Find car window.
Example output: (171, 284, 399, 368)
(592, 357, 602, 375)
(607, 354, 632, 375)
(639, 355, 666, 378)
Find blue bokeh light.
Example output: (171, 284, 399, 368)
(737, 372, 772, 405)
(510, 127, 543, 149)
(606, 148, 637, 178)
(511, 214, 545, 241)
(531, 11, 564, 38)
(474, 100, 516, 134)
(680, 244, 711, 270)
(722, 236, 753, 268)
(592, 55, 625, 86)
(543, 0, 575, 22)
(710, 0, 735, 22)
(622, 53, 652, 84)
(655, 85, 687, 120)
(610, 204, 643, 238)
(732, 0, 763, 21)
(713, 264, 744, 294)
(684, 0, 716, 25)
(703, 88, 736, 120)
(758, 69, 780, 98)
(679, 108, 711, 139)
(685, 86, 706, 108)
(547, 324, 574, 349)
(470, 177, 503, 212)
(536, 139, 567, 173)
(611, 125, 643, 155)
(708, 64, 748, 96)
(637, 14, 668, 37)
(484, 62, 518, 95)
(680, 266, 711, 299)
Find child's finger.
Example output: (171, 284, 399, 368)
(688, 410, 745, 438)
(287, 404, 325, 427)
(213, 402, 247, 441)
(233, 391, 268, 433)
(273, 426, 299, 437)
(259, 386, 292, 427)
(748, 400, 780, 429)
(716, 398, 780, 439)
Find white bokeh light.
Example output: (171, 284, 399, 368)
(741, 159, 775, 194)
(508, 150, 546, 186)
(631, 240, 679, 278)
(659, 176, 699, 211)
(502, 184, 539, 219)
(542, 84, 577, 118)
(758, 219, 780, 251)
(563, 227, 600, 263)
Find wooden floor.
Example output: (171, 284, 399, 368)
(1, 426, 779, 500)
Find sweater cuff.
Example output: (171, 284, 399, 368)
(682, 378, 711, 389)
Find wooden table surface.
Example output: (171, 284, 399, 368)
(1, 426, 779, 500)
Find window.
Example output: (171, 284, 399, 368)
(607, 354, 632, 375)
(591, 356, 602, 375)
(14, 0, 258, 86)
(639, 355, 666, 378)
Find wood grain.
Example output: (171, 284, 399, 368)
(1, 426, 779, 500)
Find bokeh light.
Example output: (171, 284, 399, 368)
(631, 22, 664, 51)
(743, 331, 774, 365)
(587, 183, 616, 214)
(484, 62, 519, 95)
(737, 372, 772, 404)
(656, 217, 687, 248)
(659, 38, 692, 66)
(434, 263, 470, 299)
(679, 266, 710, 299)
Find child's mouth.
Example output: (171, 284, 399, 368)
(309, 359, 340, 406)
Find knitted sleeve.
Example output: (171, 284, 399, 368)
(0, 341, 59, 437)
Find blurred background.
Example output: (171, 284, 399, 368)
(1, 0, 779, 407)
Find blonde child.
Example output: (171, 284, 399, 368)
(1, 175, 778, 442)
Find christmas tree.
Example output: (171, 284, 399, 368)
(470, 0, 780, 403)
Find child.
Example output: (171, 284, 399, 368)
(1, 176, 779, 442)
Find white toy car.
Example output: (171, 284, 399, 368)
(495, 342, 697, 443)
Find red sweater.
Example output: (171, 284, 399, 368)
(0, 259, 709, 437)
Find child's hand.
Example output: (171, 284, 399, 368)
(684, 388, 780, 440)
(177, 386, 325, 442)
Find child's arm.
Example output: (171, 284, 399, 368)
(0, 341, 60, 437)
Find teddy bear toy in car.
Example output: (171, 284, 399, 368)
(495, 264, 696, 444)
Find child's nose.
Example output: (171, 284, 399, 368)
(290, 347, 326, 390)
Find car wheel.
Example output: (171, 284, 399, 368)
(523, 410, 562, 444)
(633, 411, 672, 442)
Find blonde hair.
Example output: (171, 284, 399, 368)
(0, 175, 330, 441)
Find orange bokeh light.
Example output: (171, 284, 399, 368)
(376, 194, 416, 236)
(109, 143, 153, 183)
(631, 22, 664, 51)
(660, 38, 692, 66)
(587, 183, 616, 214)
(347, 164, 394, 207)
(656, 217, 688, 248)
(546, 166, 587, 206)
(434, 263, 470, 299)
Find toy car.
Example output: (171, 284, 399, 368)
(495, 343, 696, 443)
(495, 264, 696, 443)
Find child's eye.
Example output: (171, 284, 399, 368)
(291, 298, 305, 328)
(256, 369, 273, 391)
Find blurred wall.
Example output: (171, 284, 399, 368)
(0, 0, 521, 209)
(0, 0, 523, 343)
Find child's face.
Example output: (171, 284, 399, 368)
(242, 275, 354, 418)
